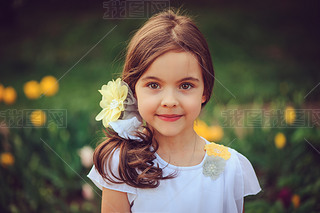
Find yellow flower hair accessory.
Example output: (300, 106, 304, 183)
(203, 143, 231, 180)
(95, 78, 128, 127)
(95, 78, 142, 140)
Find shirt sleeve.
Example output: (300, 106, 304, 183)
(233, 150, 261, 213)
(236, 151, 261, 197)
(224, 149, 261, 213)
(87, 148, 137, 195)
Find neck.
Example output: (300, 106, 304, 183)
(152, 128, 198, 153)
(151, 128, 206, 167)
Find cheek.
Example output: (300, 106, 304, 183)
(136, 94, 157, 119)
(184, 96, 203, 117)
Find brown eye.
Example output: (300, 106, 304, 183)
(147, 82, 160, 89)
(180, 83, 193, 90)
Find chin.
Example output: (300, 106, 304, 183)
(153, 127, 184, 138)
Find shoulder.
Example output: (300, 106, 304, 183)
(203, 139, 254, 174)
(223, 148, 248, 179)
(203, 139, 261, 197)
(225, 147, 256, 178)
(227, 147, 247, 168)
(202, 141, 241, 179)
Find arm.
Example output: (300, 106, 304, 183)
(101, 187, 131, 213)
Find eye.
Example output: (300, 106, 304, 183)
(147, 82, 160, 89)
(180, 83, 193, 90)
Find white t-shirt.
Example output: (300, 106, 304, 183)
(87, 139, 261, 213)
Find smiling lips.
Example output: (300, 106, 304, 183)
(157, 114, 183, 122)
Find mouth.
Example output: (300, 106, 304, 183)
(156, 114, 183, 122)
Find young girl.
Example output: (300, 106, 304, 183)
(88, 9, 261, 213)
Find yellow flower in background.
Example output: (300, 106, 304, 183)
(275, 132, 286, 149)
(194, 120, 211, 140)
(207, 125, 224, 142)
(291, 194, 300, 208)
(3, 86, 17, 105)
(194, 120, 224, 142)
(30, 110, 47, 126)
(40, 76, 59, 96)
(24, 80, 41, 99)
(0, 152, 15, 167)
(204, 143, 231, 160)
(95, 78, 128, 128)
(285, 106, 296, 125)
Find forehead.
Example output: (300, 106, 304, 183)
(141, 51, 203, 80)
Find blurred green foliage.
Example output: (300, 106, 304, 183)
(0, 111, 102, 212)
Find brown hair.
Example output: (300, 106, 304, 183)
(93, 8, 215, 189)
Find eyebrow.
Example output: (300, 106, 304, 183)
(140, 76, 200, 83)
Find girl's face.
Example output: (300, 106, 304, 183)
(135, 51, 206, 138)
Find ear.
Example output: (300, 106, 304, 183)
(201, 95, 206, 103)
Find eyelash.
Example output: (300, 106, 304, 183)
(180, 83, 194, 90)
(146, 82, 194, 90)
(146, 82, 160, 89)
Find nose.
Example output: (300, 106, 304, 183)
(161, 88, 178, 108)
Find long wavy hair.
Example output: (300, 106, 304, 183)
(93, 8, 215, 189)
